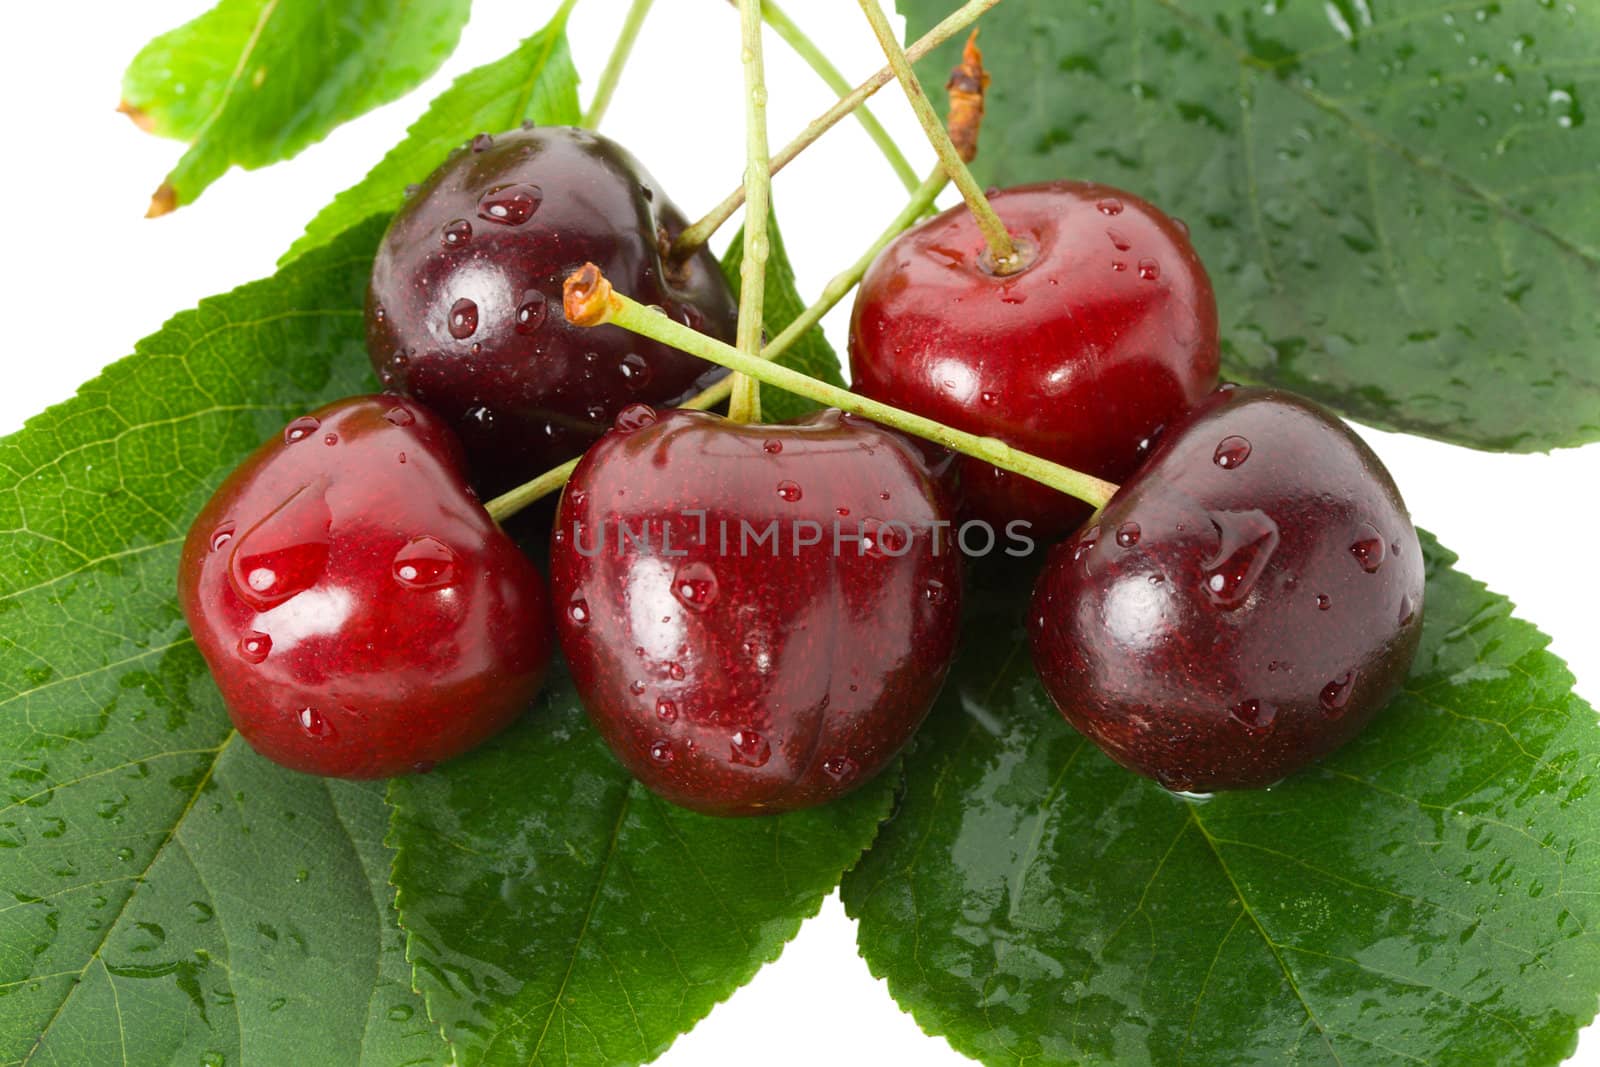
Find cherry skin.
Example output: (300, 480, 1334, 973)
(850, 181, 1220, 540)
(366, 125, 737, 493)
(178, 396, 553, 778)
(550, 406, 963, 816)
(1028, 387, 1424, 792)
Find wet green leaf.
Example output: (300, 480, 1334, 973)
(719, 206, 850, 423)
(283, 2, 582, 264)
(843, 537, 1600, 1066)
(900, 0, 1600, 451)
(122, 0, 471, 212)
(0, 221, 443, 1065)
(387, 669, 896, 1067)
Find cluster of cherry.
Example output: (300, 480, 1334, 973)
(178, 124, 1423, 812)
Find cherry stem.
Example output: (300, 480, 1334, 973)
(750, 0, 920, 194)
(565, 265, 1120, 511)
(480, 163, 951, 523)
(856, 0, 1021, 274)
(729, 0, 772, 424)
(671, 0, 1005, 259)
(484, 458, 580, 524)
(581, 0, 655, 129)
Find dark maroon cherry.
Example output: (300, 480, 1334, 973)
(178, 396, 553, 778)
(850, 181, 1219, 540)
(550, 407, 962, 815)
(1029, 387, 1424, 792)
(366, 126, 737, 492)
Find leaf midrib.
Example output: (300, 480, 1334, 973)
(19, 731, 238, 1066)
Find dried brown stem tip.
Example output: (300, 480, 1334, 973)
(945, 31, 989, 164)
(563, 263, 619, 327)
(146, 183, 178, 219)
(117, 100, 156, 133)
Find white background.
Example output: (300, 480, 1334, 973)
(4, 2, 1597, 1064)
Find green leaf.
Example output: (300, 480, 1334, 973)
(282, 2, 582, 265)
(842, 538, 1600, 1066)
(387, 669, 896, 1067)
(719, 206, 849, 424)
(899, 0, 1600, 451)
(0, 221, 444, 1065)
(122, 0, 471, 212)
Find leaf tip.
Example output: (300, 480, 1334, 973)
(146, 183, 178, 219)
(117, 99, 156, 133)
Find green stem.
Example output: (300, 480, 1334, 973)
(729, 0, 772, 423)
(581, 0, 654, 129)
(756, 0, 919, 193)
(482, 168, 950, 522)
(484, 458, 580, 524)
(566, 269, 1119, 511)
(857, 0, 1022, 273)
(672, 0, 1004, 258)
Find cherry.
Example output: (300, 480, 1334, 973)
(366, 125, 737, 492)
(1028, 387, 1425, 792)
(549, 406, 963, 815)
(178, 396, 553, 778)
(850, 181, 1219, 540)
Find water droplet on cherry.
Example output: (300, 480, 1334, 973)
(470, 132, 494, 152)
(1107, 228, 1132, 251)
(776, 480, 803, 503)
(284, 416, 320, 443)
(821, 755, 858, 782)
(1213, 435, 1252, 468)
(1138, 258, 1161, 281)
(618, 353, 653, 390)
(297, 707, 333, 738)
(210, 521, 236, 552)
(477, 183, 542, 225)
(613, 403, 657, 432)
(1096, 197, 1125, 215)
(514, 289, 548, 333)
(448, 298, 479, 340)
(392, 536, 457, 589)
(1201, 509, 1280, 609)
(729, 729, 771, 767)
(1116, 521, 1141, 547)
(762, 439, 783, 454)
(383, 406, 414, 427)
(1320, 672, 1355, 716)
(673, 561, 719, 610)
(1316, 593, 1332, 611)
(441, 218, 472, 249)
(1350, 524, 1387, 573)
(237, 631, 271, 663)
(1229, 698, 1278, 735)
(568, 597, 590, 625)
(655, 698, 678, 723)
(229, 486, 333, 610)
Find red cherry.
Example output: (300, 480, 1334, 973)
(550, 408, 963, 815)
(178, 397, 552, 778)
(1028, 387, 1425, 792)
(850, 181, 1220, 539)
(367, 126, 737, 493)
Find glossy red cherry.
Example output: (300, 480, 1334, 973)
(850, 181, 1219, 540)
(550, 407, 963, 815)
(366, 125, 737, 492)
(178, 396, 553, 778)
(1029, 387, 1424, 792)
